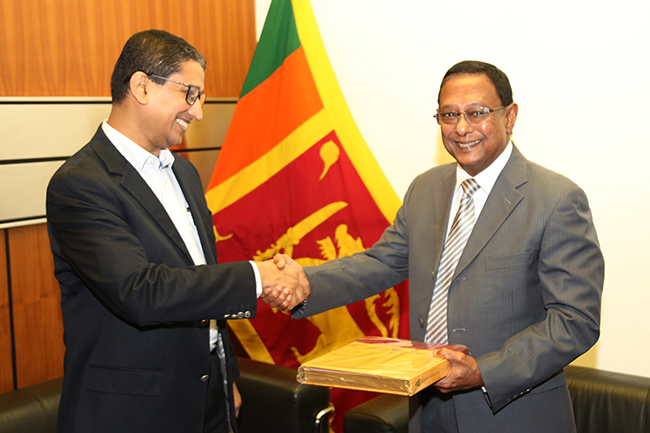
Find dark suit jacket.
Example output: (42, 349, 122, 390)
(295, 145, 604, 433)
(47, 126, 257, 433)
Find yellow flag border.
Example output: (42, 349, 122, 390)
(291, 0, 402, 223)
(229, 320, 275, 363)
(206, 108, 331, 214)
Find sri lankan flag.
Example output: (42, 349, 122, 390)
(205, 0, 409, 430)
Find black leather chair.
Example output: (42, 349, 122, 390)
(566, 365, 650, 433)
(0, 357, 332, 433)
(0, 377, 62, 433)
(237, 357, 332, 432)
(343, 365, 650, 433)
(343, 392, 408, 433)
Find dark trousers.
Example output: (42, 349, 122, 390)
(204, 350, 230, 433)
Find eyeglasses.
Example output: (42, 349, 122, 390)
(147, 73, 204, 106)
(435, 106, 505, 125)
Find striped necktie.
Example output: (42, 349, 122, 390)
(425, 178, 480, 344)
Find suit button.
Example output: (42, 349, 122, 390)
(237, 312, 244, 319)
(419, 318, 424, 328)
(244, 311, 251, 318)
(201, 375, 209, 382)
(199, 320, 209, 327)
(224, 314, 231, 319)
(431, 272, 435, 279)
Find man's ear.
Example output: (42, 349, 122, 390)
(130, 71, 149, 105)
(505, 103, 518, 136)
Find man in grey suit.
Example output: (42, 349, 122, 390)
(287, 61, 604, 432)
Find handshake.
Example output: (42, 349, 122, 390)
(255, 254, 310, 311)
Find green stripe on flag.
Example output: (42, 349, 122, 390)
(240, 0, 302, 98)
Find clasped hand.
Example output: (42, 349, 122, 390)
(255, 254, 310, 311)
(433, 348, 484, 393)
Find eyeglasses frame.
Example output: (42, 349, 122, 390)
(146, 73, 204, 106)
(435, 105, 506, 126)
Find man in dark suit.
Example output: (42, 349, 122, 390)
(47, 30, 308, 433)
(287, 61, 603, 432)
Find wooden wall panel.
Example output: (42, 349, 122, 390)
(0, 230, 14, 393)
(8, 224, 64, 388)
(0, 0, 255, 391)
(0, 0, 256, 97)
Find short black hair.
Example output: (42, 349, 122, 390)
(110, 29, 206, 104)
(438, 60, 513, 106)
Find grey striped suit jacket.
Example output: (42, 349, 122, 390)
(295, 145, 603, 433)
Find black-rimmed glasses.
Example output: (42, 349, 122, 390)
(435, 106, 505, 125)
(147, 73, 204, 106)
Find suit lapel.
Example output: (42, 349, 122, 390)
(173, 161, 217, 265)
(90, 128, 193, 262)
(453, 145, 528, 278)
(431, 167, 457, 274)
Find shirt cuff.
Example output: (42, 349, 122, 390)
(249, 261, 263, 298)
(481, 386, 493, 409)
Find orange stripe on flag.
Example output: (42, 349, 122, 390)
(207, 46, 323, 190)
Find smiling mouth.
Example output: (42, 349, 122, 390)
(456, 139, 480, 149)
(176, 118, 188, 130)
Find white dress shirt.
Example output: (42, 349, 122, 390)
(444, 141, 513, 402)
(445, 142, 514, 238)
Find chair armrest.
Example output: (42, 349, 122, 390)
(0, 377, 63, 433)
(236, 357, 331, 433)
(343, 393, 409, 433)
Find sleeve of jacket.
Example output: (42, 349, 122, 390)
(477, 185, 604, 412)
(292, 177, 417, 319)
(46, 153, 257, 328)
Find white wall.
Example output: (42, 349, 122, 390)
(256, 0, 650, 377)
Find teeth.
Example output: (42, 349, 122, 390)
(458, 140, 480, 148)
(176, 119, 188, 129)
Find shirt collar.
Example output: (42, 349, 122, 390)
(101, 120, 175, 171)
(455, 141, 513, 195)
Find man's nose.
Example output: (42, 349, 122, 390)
(454, 112, 474, 134)
(188, 99, 203, 121)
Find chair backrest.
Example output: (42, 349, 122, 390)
(566, 365, 650, 433)
(0, 359, 332, 433)
(342, 366, 650, 433)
